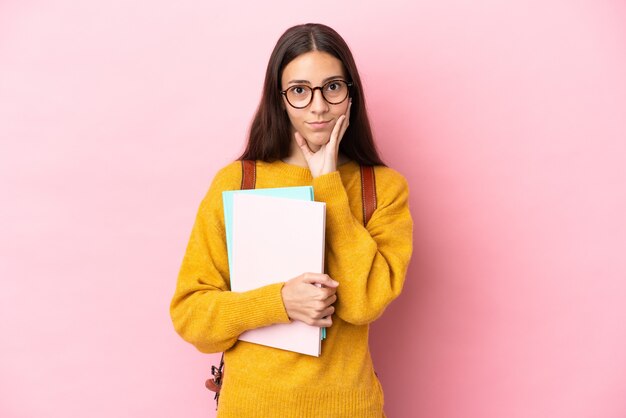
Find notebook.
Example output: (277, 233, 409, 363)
(223, 189, 326, 356)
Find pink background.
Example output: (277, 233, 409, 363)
(1, 1, 625, 417)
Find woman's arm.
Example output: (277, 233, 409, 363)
(170, 188, 291, 353)
(312, 168, 413, 326)
(170, 164, 293, 353)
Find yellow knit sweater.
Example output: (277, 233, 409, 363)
(171, 159, 413, 418)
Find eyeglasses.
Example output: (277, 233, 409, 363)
(281, 80, 353, 109)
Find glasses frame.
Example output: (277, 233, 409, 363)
(280, 80, 353, 109)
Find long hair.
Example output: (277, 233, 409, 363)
(239, 23, 385, 166)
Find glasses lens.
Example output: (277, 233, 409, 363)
(286, 86, 312, 108)
(322, 80, 349, 104)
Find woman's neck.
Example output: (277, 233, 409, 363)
(282, 139, 309, 167)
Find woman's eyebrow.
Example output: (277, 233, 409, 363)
(286, 75, 345, 86)
(286, 79, 311, 85)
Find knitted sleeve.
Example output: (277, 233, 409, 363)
(312, 167, 413, 325)
(169, 163, 290, 353)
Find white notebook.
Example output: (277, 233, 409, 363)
(230, 193, 326, 356)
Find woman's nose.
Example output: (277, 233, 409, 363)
(309, 89, 329, 113)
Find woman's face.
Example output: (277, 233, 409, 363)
(280, 51, 350, 151)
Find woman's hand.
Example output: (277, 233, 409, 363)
(281, 273, 339, 327)
(295, 100, 351, 178)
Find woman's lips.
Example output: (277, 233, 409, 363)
(306, 120, 331, 130)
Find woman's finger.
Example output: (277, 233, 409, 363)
(294, 131, 313, 159)
(328, 115, 346, 149)
(313, 316, 333, 328)
(338, 100, 352, 142)
(324, 293, 337, 306)
(313, 305, 335, 319)
(329, 100, 351, 149)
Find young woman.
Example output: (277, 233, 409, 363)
(170, 23, 413, 417)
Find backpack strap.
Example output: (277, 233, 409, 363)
(241, 159, 256, 190)
(360, 165, 377, 226)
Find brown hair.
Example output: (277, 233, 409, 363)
(239, 23, 385, 166)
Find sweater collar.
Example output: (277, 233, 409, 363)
(256, 159, 358, 182)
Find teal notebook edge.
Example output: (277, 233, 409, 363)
(222, 186, 326, 340)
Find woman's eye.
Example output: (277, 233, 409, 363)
(326, 82, 341, 91)
(291, 86, 307, 95)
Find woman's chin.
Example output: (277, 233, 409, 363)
(303, 133, 331, 148)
